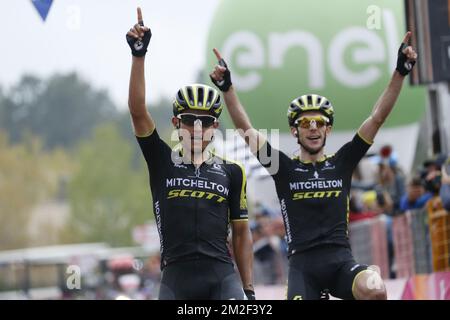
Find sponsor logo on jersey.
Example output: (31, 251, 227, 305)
(166, 189, 227, 203)
(289, 179, 343, 191)
(207, 163, 227, 177)
(280, 199, 292, 243)
(292, 190, 342, 200)
(166, 178, 230, 196)
(308, 170, 326, 181)
(322, 160, 336, 170)
(154, 201, 164, 254)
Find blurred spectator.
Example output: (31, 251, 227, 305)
(104, 254, 140, 299)
(140, 255, 161, 299)
(347, 150, 450, 281)
(371, 145, 407, 278)
(419, 154, 449, 198)
(253, 202, 279, 219)
(422, 153, 448, 176)
(422, 164, 443, 197)
(350, 162, 378, 191)
(271, 217, 288, 282)
(439, 158, 450, 211)
(399, 176, 433, 212)
(271, 217, 288, 256)
(117, 273, 144, 300)
(250, 219, 284, 285)
(349, 191, 379, 222)
(372, 145, 406, 215)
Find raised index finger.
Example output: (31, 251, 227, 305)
(213, 48, 223, 61)
(402, 31, 411, 44)
(137, 7, 144, 25)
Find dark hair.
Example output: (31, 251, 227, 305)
(424, 174, 442, 195)
(409, 176, 424, 187)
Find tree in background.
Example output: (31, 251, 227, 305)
(66, 123, 153, 247)
(114, 97, 175, 168)
(0, 131, 72, 250)
(0, 73, 117, 149)
(0, 73, 175, 249)
(115, 97, 173, 141)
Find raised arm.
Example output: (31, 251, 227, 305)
(210, 49, 266, 154)
(126, 7, 155, 137)
(358, 32, 417, 143)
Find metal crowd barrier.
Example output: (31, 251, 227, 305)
(349, 196, 450, 280)
(349, 215, 389, 279)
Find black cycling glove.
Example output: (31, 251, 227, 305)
(244, 288, 256, 300)
(396, 43, 415, 76)
(126, 21, 152, 57)
(210, 58, 232, 92)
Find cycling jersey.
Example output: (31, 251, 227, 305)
(137, 130, 248, 269)
(257, 132, 372, 255)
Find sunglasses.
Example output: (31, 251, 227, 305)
(295, 116, 329, 129)
(177, 113, 217, 127)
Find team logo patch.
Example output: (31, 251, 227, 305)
(134, 40, 144, 51)
(322, 160, 336, 170)
(207, 163, 227, 177)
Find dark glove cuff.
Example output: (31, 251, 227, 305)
(211, 59, 232, 92)
(396, 43, 415, 76)
(126, 29, 152, 57)
(244, 288, 256, 300)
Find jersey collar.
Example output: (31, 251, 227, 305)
(293, 154, 334, 165)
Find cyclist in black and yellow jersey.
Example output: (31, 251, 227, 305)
(210, 32, 417, 300)
(126, 7, 254, 300)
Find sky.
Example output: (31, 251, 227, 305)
(0, 0, 221, 109)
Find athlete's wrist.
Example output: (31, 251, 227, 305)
(225, 85, 235, 93)
(132, 55, 146, 61)
(393, 70, 406, 79)
(244, 285, 254, 292)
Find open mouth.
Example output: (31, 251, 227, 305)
(307, 136, 321, 141)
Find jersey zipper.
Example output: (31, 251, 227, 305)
(194, 166, 201, 178)
(194, 164, 202, 254)
(311, 162, 324, 236)
(193, 161, 207, 256)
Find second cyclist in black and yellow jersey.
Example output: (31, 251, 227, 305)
(210, 30, 417, 300)
(126, 7, 254, 300)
